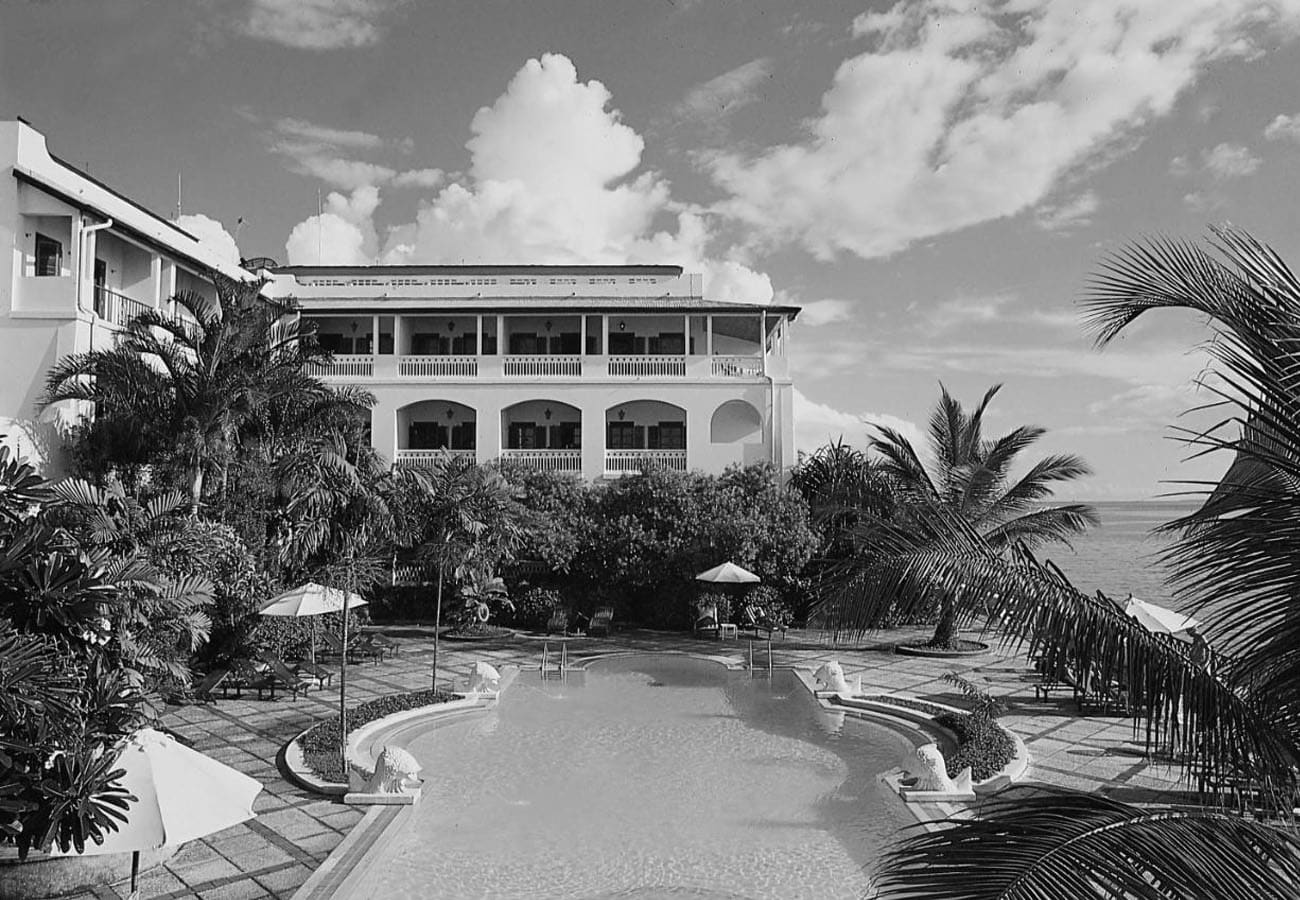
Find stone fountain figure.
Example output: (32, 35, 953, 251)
(361, 746, 423, 795)
(467, 660, 502, 694)
(813, 660, 852, 694)
(908, 743, 973, 794)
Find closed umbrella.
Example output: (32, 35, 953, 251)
(1124, 595, 1200, 637)
(79, 728, 261, 895)
(694, 561, 760, 584)
(260, 582, 367, 663)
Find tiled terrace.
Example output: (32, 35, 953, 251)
(62, 625, 1196, 900)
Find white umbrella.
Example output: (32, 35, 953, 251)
(80, 728, 261, 894)
(260, 582, 367, 663)
(694, 561, 760, 584)
(1124, 595, 1200, 636)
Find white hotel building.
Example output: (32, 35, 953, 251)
(1, 119, 800, 479)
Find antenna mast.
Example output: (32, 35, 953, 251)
(317, 188, 323, 264)
(175, 172, 182, 220)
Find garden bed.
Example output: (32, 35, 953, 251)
(298, 688, 457, 783)
(441, 625, 518, 642)
(894, 639, 990, 658)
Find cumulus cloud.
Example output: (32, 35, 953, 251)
(177, 214, 241, 265)
(708, 0, 1300, 261)
(284, 186, 380, 265)
(793, 389, 926, 456)
(289, 53, 773, 301)
(391, 168, 445, 189)
(243, 0, 407, 50)
(674, 58, 773, 122)
(1265, 111, 1300, 141)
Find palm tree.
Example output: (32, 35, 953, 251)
(852, 385, 1097, 646)
(40, 276, 326, 513)
(867, 227, 1300, 897)
(790, 438, 896, 561)
(391, 455, 528, 686)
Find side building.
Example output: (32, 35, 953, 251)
(261, 266, 798, 479)
(0, 118, 251, 467)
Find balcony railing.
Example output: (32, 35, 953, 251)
(394, 448, 477, 468)
(95, 286, 153, 328)
(711, 356, 764, 378)
(500, 449, 582, 473)
(604, 449, 688, 475)
(400, 355, 478, 378)
(608, 355, 687, 378)
(306, 354, 375, 378)
(504, 355, 582, 377)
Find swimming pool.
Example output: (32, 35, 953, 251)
(363, 655, 917, 899)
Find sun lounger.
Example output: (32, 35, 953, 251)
(254, 652, 312, 700)
(546, 607, 571, 635)
(739, 605, 785, 640)
(322, 629, 383, 665)
(185, 668, 229, 703)
(693, 602, 720, 639)
(292, 657, 334, 688)
(364, 631, 400, 657)
(589, 606, 614, 636)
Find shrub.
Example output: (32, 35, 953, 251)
(934, 672, 1015, 780)
(508, 586, 563, 630)
(696, 591, 733, 624)
(744, 584, 793, 627)
(300, 687, 457, 782)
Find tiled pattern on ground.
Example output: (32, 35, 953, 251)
(60, 626, 1196, 899)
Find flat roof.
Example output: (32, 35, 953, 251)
(272, 264, 685, 277)
(297, 296, 800, 316)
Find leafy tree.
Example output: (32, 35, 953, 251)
(868, 227, 1300, 897)
(835, 385, 1096, 647)
(40, 276, 335, 513)
(791, 438, 896, 563)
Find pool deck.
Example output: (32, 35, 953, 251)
(64, 625, 1197, 900)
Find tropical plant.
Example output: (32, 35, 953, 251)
(40, 275, 330, 513)
(790, 437, 895, 561)
(392, 454, 528, 681)
(868, 227, 1300, 897)
(836, 385, 1097, 646)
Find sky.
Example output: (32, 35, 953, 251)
(6, 0, 1300, 500)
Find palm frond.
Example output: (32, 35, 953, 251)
(874, 789, 1300, 899)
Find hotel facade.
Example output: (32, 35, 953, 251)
(1, 119, 799, 479)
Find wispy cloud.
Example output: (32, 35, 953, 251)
(1201, 142, 1261, 179)
(273, 117, 385, 149)
(1035, 190, 1099, 232)
(927, 292, 1015, 330)
(708, 1, 1300, 261)
(242, 0, 409, 51)
(674, 58, 772, 123)
(794, 297, 855, 327)
(249, 112, 435, 192)
(793, 389, 925, 455)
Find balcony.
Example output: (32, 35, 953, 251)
(95, 286, 154, 329)
(604, 449, 688, 475)
(307, 354, 374, 378)
(400, 355, 478, 378)
(710, 356, 764, 378)
(608, 355, 686, 378)
(503, 355, 581, 377)
(500, 449, 582, 473)
(394, 448, 476, 468)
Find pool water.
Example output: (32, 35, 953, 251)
(364, 655, 917, 899)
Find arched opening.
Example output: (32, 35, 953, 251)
(395, 400, 476, 466)
(710, 400, 762, 444)
(604, 400, 687, 474)
(500, 400, 582, 473)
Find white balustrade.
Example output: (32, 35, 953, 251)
(710, 356, 764, 378)
(503, 355, 582, 377)
(499, 449, 583, 473)
(604, 450, 688, 475)
(394, 449, 477, 468)
(399, 355, 478, 378)
(306, 354, 374, 378)
(608, 355, 687, 377)
(95, 287, 154, 328)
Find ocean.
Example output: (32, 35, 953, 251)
(1038, 500, 1202, 606)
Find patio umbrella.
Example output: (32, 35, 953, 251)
(1124, 595, 1200, 637)
(694, 561, 760, 584)
(260, 582, 367, 663)
(77, 728, 261, 896)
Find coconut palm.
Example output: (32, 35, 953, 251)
(868, 227, 1300, 897)
(40, 275, 329, 512)
(790, 438, 896, 561)
(842, 385, 1097, 646)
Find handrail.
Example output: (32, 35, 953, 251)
(399, 355, 478, 378)
(305, 354, 375, 378)
(608, 355, 686, 377)
(503, 355, 581, 377)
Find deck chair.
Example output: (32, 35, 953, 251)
(322, 629, 383, 665)
(589, 606, 615, 636)
(546, 607, 571, 635)
(291, 656, 334, 689)
(255, 652, 312, 699)
(364, 630, 400, 657)
(739, 605, 785, 640)
(693, 603, 720, 639)
(188, 668, 229, 703)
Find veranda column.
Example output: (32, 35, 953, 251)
(581, 400, 604, 480)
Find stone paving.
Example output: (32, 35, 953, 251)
(62, 625, 1195, 900)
